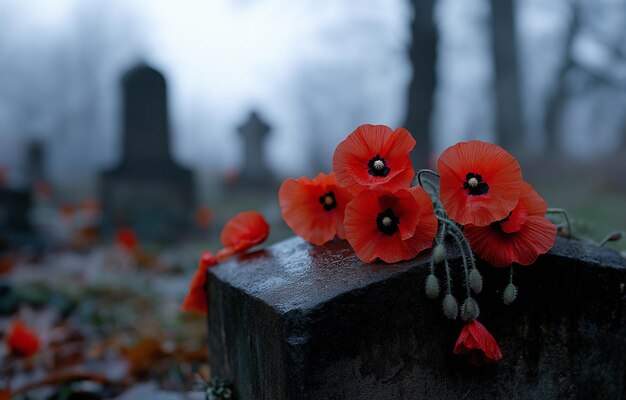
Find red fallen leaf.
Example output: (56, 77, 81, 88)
(60, 203, 77, 220)
(196, 207, 214, 229)
(116, 227, 139, 252)
(121, 337, 168, 378)
(0, 255, 16, 275)
(7, 320, 40, 357)
(0, 389, 11, 400)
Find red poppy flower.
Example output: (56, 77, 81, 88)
(332, 124, 416, 195)
(7, 320, 40, 357)
(116, 227, 138, 252)
(344, 186, 437, 263)
(464, 181, 556, 267)
(278, 172, 353, 245)
(454, 320, 503, 366)
(217, 211, 269, 260)
(182, 251, 219, 313)
(438, 140, 522, 226)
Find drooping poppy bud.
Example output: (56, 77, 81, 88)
(454, 320, 503, 366)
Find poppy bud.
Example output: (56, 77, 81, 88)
(433, 243, 446, 264)
(461, 297, 480, 321)
(469, 269, 483, 294)
(503, 283, 518, 305)
(442, 294, 459, 320)
(425, 274, 440, 299)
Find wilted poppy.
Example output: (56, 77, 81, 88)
(438, 140, 522, 226)
(217, 211, 269, 260)
(182, 252, 219, 313)
(454, 320, 503, 366)
(7, 320, 40, 357)
(344, 186, 437, 263)
(464, 181, 556, 267)
(332, 124, 416, 195)
(278, 172, 353, 245)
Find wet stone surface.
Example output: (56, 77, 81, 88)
(207, 236, 626, 400)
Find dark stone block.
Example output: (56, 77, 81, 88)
(207, 236, 626, 399)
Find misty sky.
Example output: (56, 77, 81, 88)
(1, 0, 624, 190)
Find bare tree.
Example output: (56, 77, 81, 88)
(489, 0, 525, 151)
(543, 0, 626, 154)
(403, 0, 438, 168)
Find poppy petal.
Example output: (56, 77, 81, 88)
(279, 172, 352, 245)
(182, 252, 219, 313)
(333, 125, 415, 195)
(438, 140, 522, 226)
(405, 186, 438, 254)
(344, 189, 435, 263)
(465, 182, 556, 267)
(220, 211, 269, 253)
(454, 320, 502, 365)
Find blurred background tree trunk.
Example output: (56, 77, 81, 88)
(544, 3, 580, 155)
(403, 0, 438, 168)
(489, 0, 524, 152)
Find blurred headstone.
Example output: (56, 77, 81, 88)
(26, 141, 45, 187)
(101, 64, 194, 241)
(235, 111, 275, 189)
(0, 188, 32, 249)
(0, 144, 43, 249)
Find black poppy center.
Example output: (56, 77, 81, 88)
(319, 192, 337, 211)
(376, 208, 400, 236)
(463, 172, 489, 196)
(368, 154, 390, 177)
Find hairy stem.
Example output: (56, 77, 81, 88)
(546, 208, 571, 238)
(415, 168, 440, 189)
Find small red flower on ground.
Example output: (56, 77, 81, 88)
(7, 320, 40, 357)
(438, 140, 522, 226)
(217, 211, 269, 260)
(464, 181, 557, 267)
(116, 227, 138, 252)
(279, 172, 353, 245)
(344, 187, 437, 263)
(332, 124, 416, 195)
(182, 252, 219, 313)
(454, 320, 503, 366)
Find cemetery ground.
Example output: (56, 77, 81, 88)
(1, 160, 624, 399)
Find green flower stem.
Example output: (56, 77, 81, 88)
(415, 168, 440, 189)
(448, 228, 472, 298)
(444, 256, 452, 295)
(439, 224, 453, 295)
(546, 208, 571, 238)
(436, 217, 477, 271)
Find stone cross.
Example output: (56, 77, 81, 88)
(100, 64, 194, 241)
(207, 236, 625, 399)
(236, 111, 273, 188)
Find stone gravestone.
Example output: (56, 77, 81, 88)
(101, 64, 194, 241)
(207, 236, 625, 399)
(0, 142, 44, 249)
(235, 111, 274, 189)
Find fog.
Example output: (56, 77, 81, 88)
(0, 0, 624, 194)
